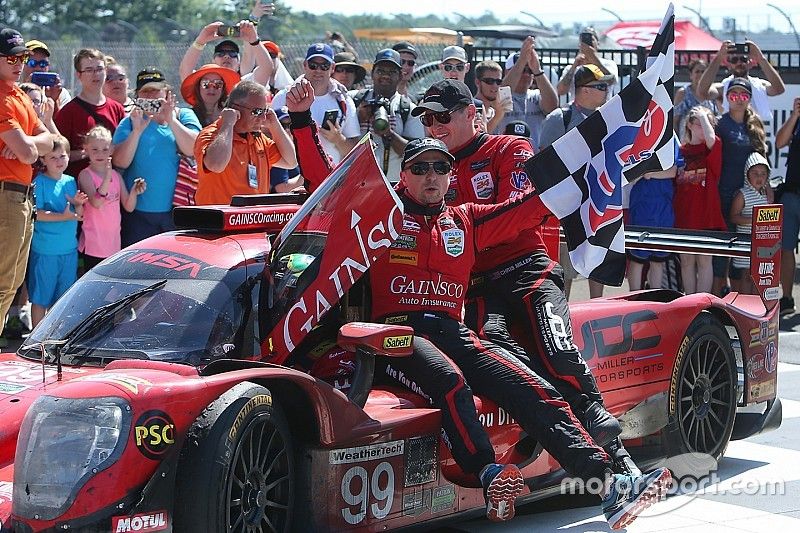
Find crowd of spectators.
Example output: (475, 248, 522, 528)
(0, 4, 798, 345)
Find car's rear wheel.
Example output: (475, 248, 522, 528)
(666, 313, 737, 466)
(174, 382, 295, 532)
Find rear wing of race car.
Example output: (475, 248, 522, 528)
(622, 204, 783, 311)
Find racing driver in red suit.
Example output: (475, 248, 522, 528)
(281, 79, 672, 528)
(411, 80, 632, 460)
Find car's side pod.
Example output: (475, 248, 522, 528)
(337, 323, 414, 407)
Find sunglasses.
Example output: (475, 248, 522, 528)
(4, 53, 30, 65)
(234, 102, 268, 117)
(26, 58, 49, 68)
(442, 63, 465, 72)
(200, 79, 224, 90)
(420, 106, 464, 128)
(407, 161, 452, 176)
(105, 74, 127, 82)
(584, 82, 609, 92)
(400, 59, 416, 67)
(307, 61, 331, 71)
(334, 65, 356, 74)
(727, 91, 751, 102)
(214, 51, 239, 59)
(729, 56, 748, 64)
(479, 77, 502, 85)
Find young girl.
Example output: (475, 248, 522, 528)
(730, 152, 774, 295)
(675, 106, 727, 294)
(78, 126, 146, 271)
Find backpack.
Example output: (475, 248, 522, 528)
(561, 106, 573, 130)
(352, 88, 412, 124)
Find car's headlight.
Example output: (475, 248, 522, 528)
(13, 396, 131, 521)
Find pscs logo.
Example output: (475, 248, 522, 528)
(134, 410, 175, 459)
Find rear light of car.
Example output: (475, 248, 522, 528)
(13, 396, 131, 521)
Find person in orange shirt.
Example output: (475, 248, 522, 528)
(0, 27, 54, 344)
(194, 80, 296, 205)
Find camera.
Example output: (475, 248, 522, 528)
(134, 98, 163, 115)
(216, 24, 241, 38)
(365, 97, 391, 133)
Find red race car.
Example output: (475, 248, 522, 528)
(0, 142, 782, 532)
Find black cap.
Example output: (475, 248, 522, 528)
(411, 79, 474, 116)
(214, 40, 240, 54)
(402, 138, 455, 168)
(504, 120, 531, 137)
(393, 41, 418, 59)
(0, 28, 28, 56)
(373, 48, 402, 69)
(728, 77, 752, 95)
(136, 67, 167, 91)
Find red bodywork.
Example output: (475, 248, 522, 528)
(0, 143, 781, 532)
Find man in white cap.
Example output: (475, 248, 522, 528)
(439, 45, 470, 83)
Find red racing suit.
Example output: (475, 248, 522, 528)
(448, 132, 605, 409)
(290, 111, 611, 477)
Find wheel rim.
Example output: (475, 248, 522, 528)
(677, 334, 735, 455)
(227, 412, 292, 533)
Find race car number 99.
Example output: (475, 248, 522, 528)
(340, 462, 394, 525)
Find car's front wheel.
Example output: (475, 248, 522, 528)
(174, 382, 295, 532)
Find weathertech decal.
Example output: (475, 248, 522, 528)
(111, 511, 169, 532)
(329, 440, 405, 464)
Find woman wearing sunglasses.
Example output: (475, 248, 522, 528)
(180, 64, 241, 127)
(711, 77, 768, 297)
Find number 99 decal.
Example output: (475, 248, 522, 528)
(340, 461, 395, 525)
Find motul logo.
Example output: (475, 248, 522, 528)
(112, 511, 169, 532)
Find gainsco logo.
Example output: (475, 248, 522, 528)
(112, 511, 168, 532)
(134, 410, 175, 459)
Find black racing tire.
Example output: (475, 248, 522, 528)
(665, 313, 737, 472)
(174, 382, 295, 533)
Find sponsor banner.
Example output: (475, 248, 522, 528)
(751, 205, 782, 302)
(330, 440, 405, 465)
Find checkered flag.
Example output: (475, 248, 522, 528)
(526, 4, 675, 286)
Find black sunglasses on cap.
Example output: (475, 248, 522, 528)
(407, 161, 452, 175)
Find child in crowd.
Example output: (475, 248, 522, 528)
(676, 106, 727, 294)
(78, 126, 146, 271)
(29, 136, 88, 326)
(730, 152, 774, 295)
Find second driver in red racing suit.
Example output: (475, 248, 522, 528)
(412, 79, 625, 452)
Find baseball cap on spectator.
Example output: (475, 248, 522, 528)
(262, 40, 281, 58)
(728, 77, 752, 95)
(214, 40, 239, 54)
(136, 67, 167, 92)
(505, 52, 521, 70)
(25, 39, 50, 56)
(504, 120, 531, 137)
(441, 45, 467, 63)
(306, 43, 334, 62)
(181, 64, 241, 106)
(402, 138, 455, 167)
(411, 79, 473, 115)
(0, 28, 28, 56)
(333, 52, 367, 83)
(373, 48, 402, 69)
(393, 41, 418, 59)
(574, 64, 615, 87)
(274, 105, 290, 122)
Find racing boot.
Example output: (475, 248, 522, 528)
(479, 463, 525, 522)
(601, 467, 672, 530)
(581, 400, 622, 447)
(607, 437, 642, 477)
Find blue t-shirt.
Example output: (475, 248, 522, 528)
(269, 166, 300, 193)
(32, 173, 78, 255)
(113, 108, 201, 213)
(716, 113, 752, 196)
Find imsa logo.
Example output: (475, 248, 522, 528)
(383, 335, 413, 349)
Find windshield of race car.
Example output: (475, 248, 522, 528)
(19, 269, 244, 367)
